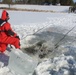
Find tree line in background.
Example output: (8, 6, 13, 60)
(3, 0, 75, 6)
(27, 0, 74, 5)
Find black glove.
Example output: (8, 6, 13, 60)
(15, 36, 20, 40)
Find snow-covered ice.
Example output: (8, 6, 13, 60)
(0, 4, 76, 75)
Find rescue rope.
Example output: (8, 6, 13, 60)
(21, 25, 49, 40)
(47, 25, 76, 59)
(54, 25, 76, 49)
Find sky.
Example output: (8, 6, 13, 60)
(73, 0, 76, 2)
(0, 4, 76, 75)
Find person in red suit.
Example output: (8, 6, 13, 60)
(0, 10, 20, 53)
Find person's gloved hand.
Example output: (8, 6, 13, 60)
(15, 36, 20, 40)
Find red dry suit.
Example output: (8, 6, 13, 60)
(0, 10, 20, 53)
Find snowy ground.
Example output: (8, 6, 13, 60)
(0, 4, 76, 75)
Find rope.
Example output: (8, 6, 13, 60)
(21, 25, 49, 40)
(55, 25, 76, 49)
(46, 25, 76, 59)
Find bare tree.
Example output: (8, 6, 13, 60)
(3, 0, 12, 8)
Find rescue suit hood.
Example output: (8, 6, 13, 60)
(1, 10, 9, 21)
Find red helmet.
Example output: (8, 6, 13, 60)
(1, 10, 9, 21)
